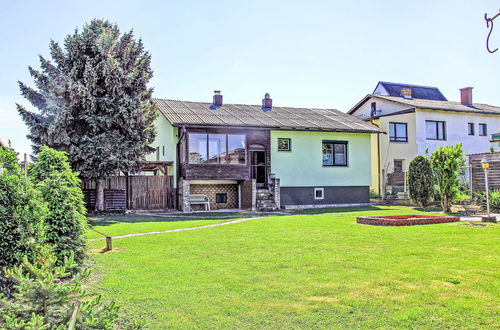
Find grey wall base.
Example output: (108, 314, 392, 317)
(280, 186, 369, 208)
(283, 203, 371, 210)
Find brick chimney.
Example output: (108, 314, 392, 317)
(460, 87, 473, 105)
(211, 90, 223, 108)
(262, 93, 272, 111)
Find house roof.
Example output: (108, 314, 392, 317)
(154, 98, 380, 133)
(0, 138, 6, 148)
(349, 94, 500, 116)
(374, 81, 447, 101)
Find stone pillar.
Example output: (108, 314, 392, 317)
(178, 178, 190, 212)
(251, 179, 256, 212)
(274, 178, 280, 209)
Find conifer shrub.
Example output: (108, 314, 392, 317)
(408, 155, 434, 207)
(430, 144, 465, 212)
(0, 246, 118, 329)
(30, 146, 88, 265)
(0, 146, 46, 296)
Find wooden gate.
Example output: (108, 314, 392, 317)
(469, 152, 500, 192)
(128, 176, 175, 210)
(82, 176, 175, 211)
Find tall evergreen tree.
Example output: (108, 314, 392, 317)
(18, 20, 157, 210)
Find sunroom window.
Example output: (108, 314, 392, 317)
(188, 133, 245, 164)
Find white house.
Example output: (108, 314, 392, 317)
(348, 82, 500, 196)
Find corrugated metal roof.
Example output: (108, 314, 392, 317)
(154, 98, 380, 133)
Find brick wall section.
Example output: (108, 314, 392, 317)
(190, 184, 239, 210)
(357, 215, 460, 226)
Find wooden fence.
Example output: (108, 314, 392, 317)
(82, 176, 175, 211)
(469, 152, 500, 192)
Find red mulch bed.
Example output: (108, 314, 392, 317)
(356, 214, 460, 226)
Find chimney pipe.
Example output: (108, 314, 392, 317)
(262, 92, 272, 111)
(211, 90, 223, 108)
(460, 87, 473, 105)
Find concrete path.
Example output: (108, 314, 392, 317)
(88, 216, 266, 242)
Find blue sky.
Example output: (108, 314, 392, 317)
(1, 0, 499, 155)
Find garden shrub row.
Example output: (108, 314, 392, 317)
(0, 146, 118, 329)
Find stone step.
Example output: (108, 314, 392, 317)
(256, 199, 277, 211)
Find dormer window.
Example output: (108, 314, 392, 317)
(401, 88, 412, 99)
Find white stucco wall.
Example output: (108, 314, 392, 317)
(352, 98, 411, 120)
(415, 109, 500, 155)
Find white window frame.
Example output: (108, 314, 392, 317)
(314, 187, 324, 200)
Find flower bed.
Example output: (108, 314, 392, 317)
(356, 214, 460, 226)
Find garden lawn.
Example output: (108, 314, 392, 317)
(89, 206, 499, 328)
(86, 214, 242, 239)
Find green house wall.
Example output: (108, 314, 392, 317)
(145, 114, 178, 187)
(270, 130, 372, 187)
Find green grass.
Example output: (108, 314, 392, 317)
(85, 214, 245, 239)
(89, 206, 499, 328)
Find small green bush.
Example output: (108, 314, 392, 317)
(475, 190, 500, 212)
(430, 144, 465, 212)
(0, 246, 118, 329)
(0, 147, 47, 296)
(369, 189, 382, 199)
(30, 146, 88, 266)
(408, 155, 434, 207)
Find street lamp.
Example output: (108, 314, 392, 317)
(481, 158, 490, 217)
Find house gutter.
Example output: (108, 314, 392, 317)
(173, 124, 381, 134)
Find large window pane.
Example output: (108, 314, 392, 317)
(207, 134, 226, 164)
(396, 124, 406, 140)
(334, 144, 347, 165)
(322, 143, 333, 165)
(188, 133, 207, 164)
(227, 134, 246, 164)
(389, 123, 396, 139)
(437, 122, 444, 139)
(189, 133, 246, 164)
(426, 121, 437, 139)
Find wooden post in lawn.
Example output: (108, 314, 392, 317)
(67, 300, 81, 330)
(106, 236, 113, 251)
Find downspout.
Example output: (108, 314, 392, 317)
(370, 119, 383, 198)
(175, 125, 186, 210)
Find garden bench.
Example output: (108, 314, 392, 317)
(188, 194, 210, 211)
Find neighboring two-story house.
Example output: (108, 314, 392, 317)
(146, 91, 380, 211)
(348, 82, 500, 197)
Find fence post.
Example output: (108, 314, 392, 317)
(106, 236, 112, 252)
